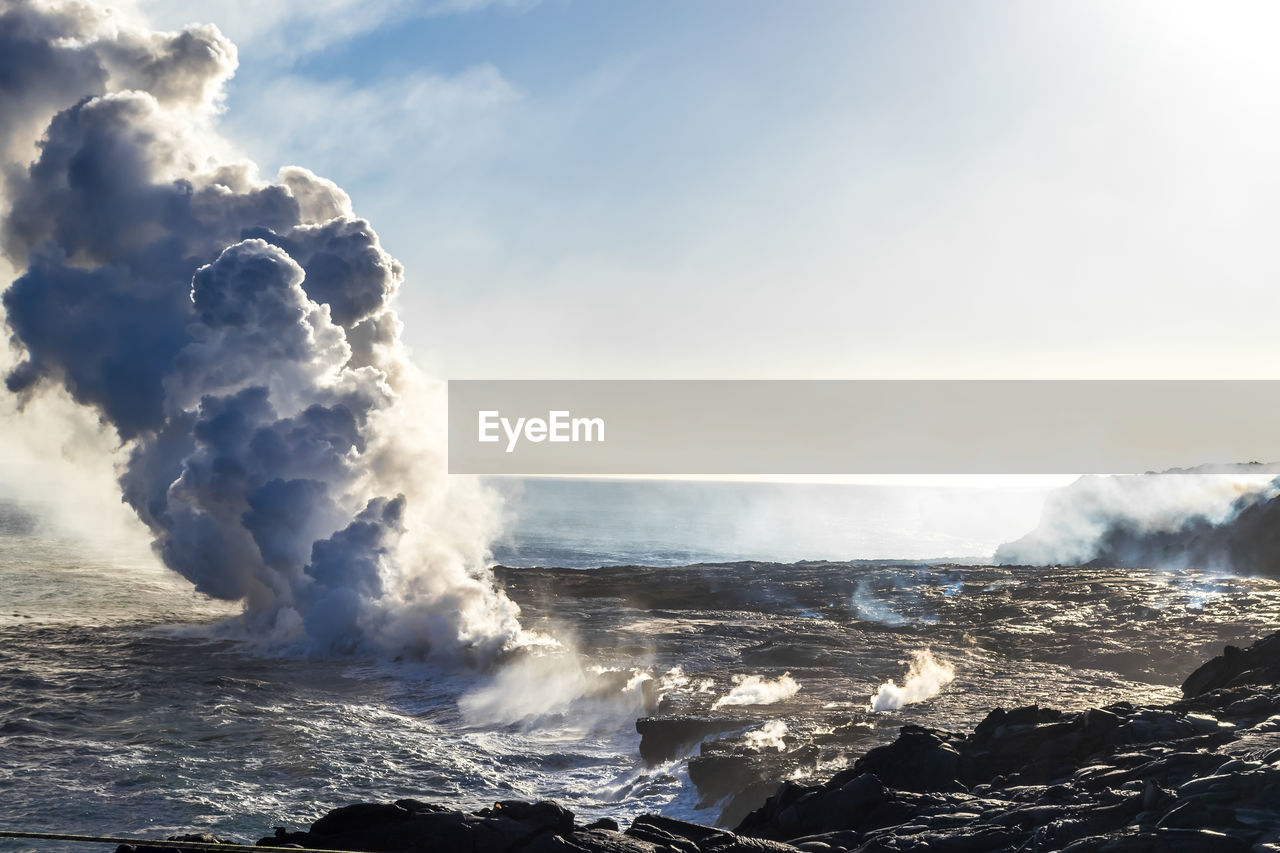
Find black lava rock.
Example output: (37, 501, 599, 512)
(205, 630, 1280, 853)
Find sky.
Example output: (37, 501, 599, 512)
(0, 0, 1275, 560)
(120, 0, 1280, 381)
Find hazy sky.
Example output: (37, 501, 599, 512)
(115, 1, 1280, 380)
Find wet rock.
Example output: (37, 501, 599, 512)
(627, 815, 729, 847)
(623, 822, 699, 853)
(1223, 693, 1276, 717)
(859, 823, 1021, 852)
(309, 802, 414, 837)
(701, 833, 808, 853)
(1181, 633, 1280, 697)
(1070, 827, 1254, 852)
(734, 772, 911, 841)
(202, 630, 1280, 853)
(521, 829, 662, 853)
(687, 743, 786, 815)
(729, 631, 1280, 851)
(636, 716, 754, 764)
(488, 801, 577, 835)
(960, 706, 1125, 786)
(115, 834, 233, 853)
(716, 781, 791, 833)
(785, 831, 862, 852)
(1123, 709, 1196, 743)
(257, 799, 579, 853)
(846, 726, 964, 793)
(810, 721, 876, 749)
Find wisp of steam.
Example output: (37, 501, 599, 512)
(869, 649, 955, 712)
(711, 673, 800, 709)
(995, 464, 1280, 574)
(0, 0, 523, 661)
(743, 720, 789, 752)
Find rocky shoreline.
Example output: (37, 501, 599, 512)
(121, 632, 1280, 853)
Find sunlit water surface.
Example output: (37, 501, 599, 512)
(2, 496, 1279, 851)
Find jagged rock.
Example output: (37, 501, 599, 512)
(785, 830, 862, 852)
(687, 747, 785, 816)
(729, 631, 1280, 850)
(1058, 827, 1253, 852)
(520, 829, 662, 853)
(628, 814, 730, 847)
(257, 799, 578, 853)
(961, 706, 1125, 786)
(115, 834, 232, 853)
(1182, 634, 1280, 697)
(625, 821, 700, 853)
(488, 801, 577, 835)
(846, 726, 964, 793)
(210, 630, 1280, 853)
(636, 717, 754, 765)
(701, 833, 808, 853)
(309, 802, 414, 837)
(1223, 694, 1274, 716)
(717, 781, 793, 833)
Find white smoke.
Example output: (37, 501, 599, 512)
(743, 720, 788, 752)
(851, 576, 910, 626)
(850, 571, 944, 627)
(0, 0, 525, 662)
(869, 648, 955, 712)
(458, 654, 687, 727)
(711, 672, 800, 709)
(995, 465, 1280, 571)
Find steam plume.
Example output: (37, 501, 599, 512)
(711, 672, 800, 709)
(0, 0, 522, 660)
(457, 656, 678, 727)
(743, 720, 788, 752)
(994, 464, 1280, 573)
(868, 649, 954, 712)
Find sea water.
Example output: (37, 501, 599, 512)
(3, 485, 1279, 850)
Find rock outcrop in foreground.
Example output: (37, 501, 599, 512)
(121, 633, 1280, 853)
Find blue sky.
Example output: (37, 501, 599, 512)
(130, 0, 1280, 380)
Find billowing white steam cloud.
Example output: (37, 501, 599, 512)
(995, 464, 1280, 573)
(711, 672, 800, 709)
(0, 0, 522, 660)
(869, 648, 954, 712)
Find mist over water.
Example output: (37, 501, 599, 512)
(7, 462, 1280, 840)
(9, 492, 1280, 840)
(489, 478, 1056, 568)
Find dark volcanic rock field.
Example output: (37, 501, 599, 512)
(121, 631, 1280, 852)
(108, 560, 1280, 853)
(499, 562, 1280, 826)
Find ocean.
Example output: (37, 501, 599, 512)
(2, 481, 1279, 850)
